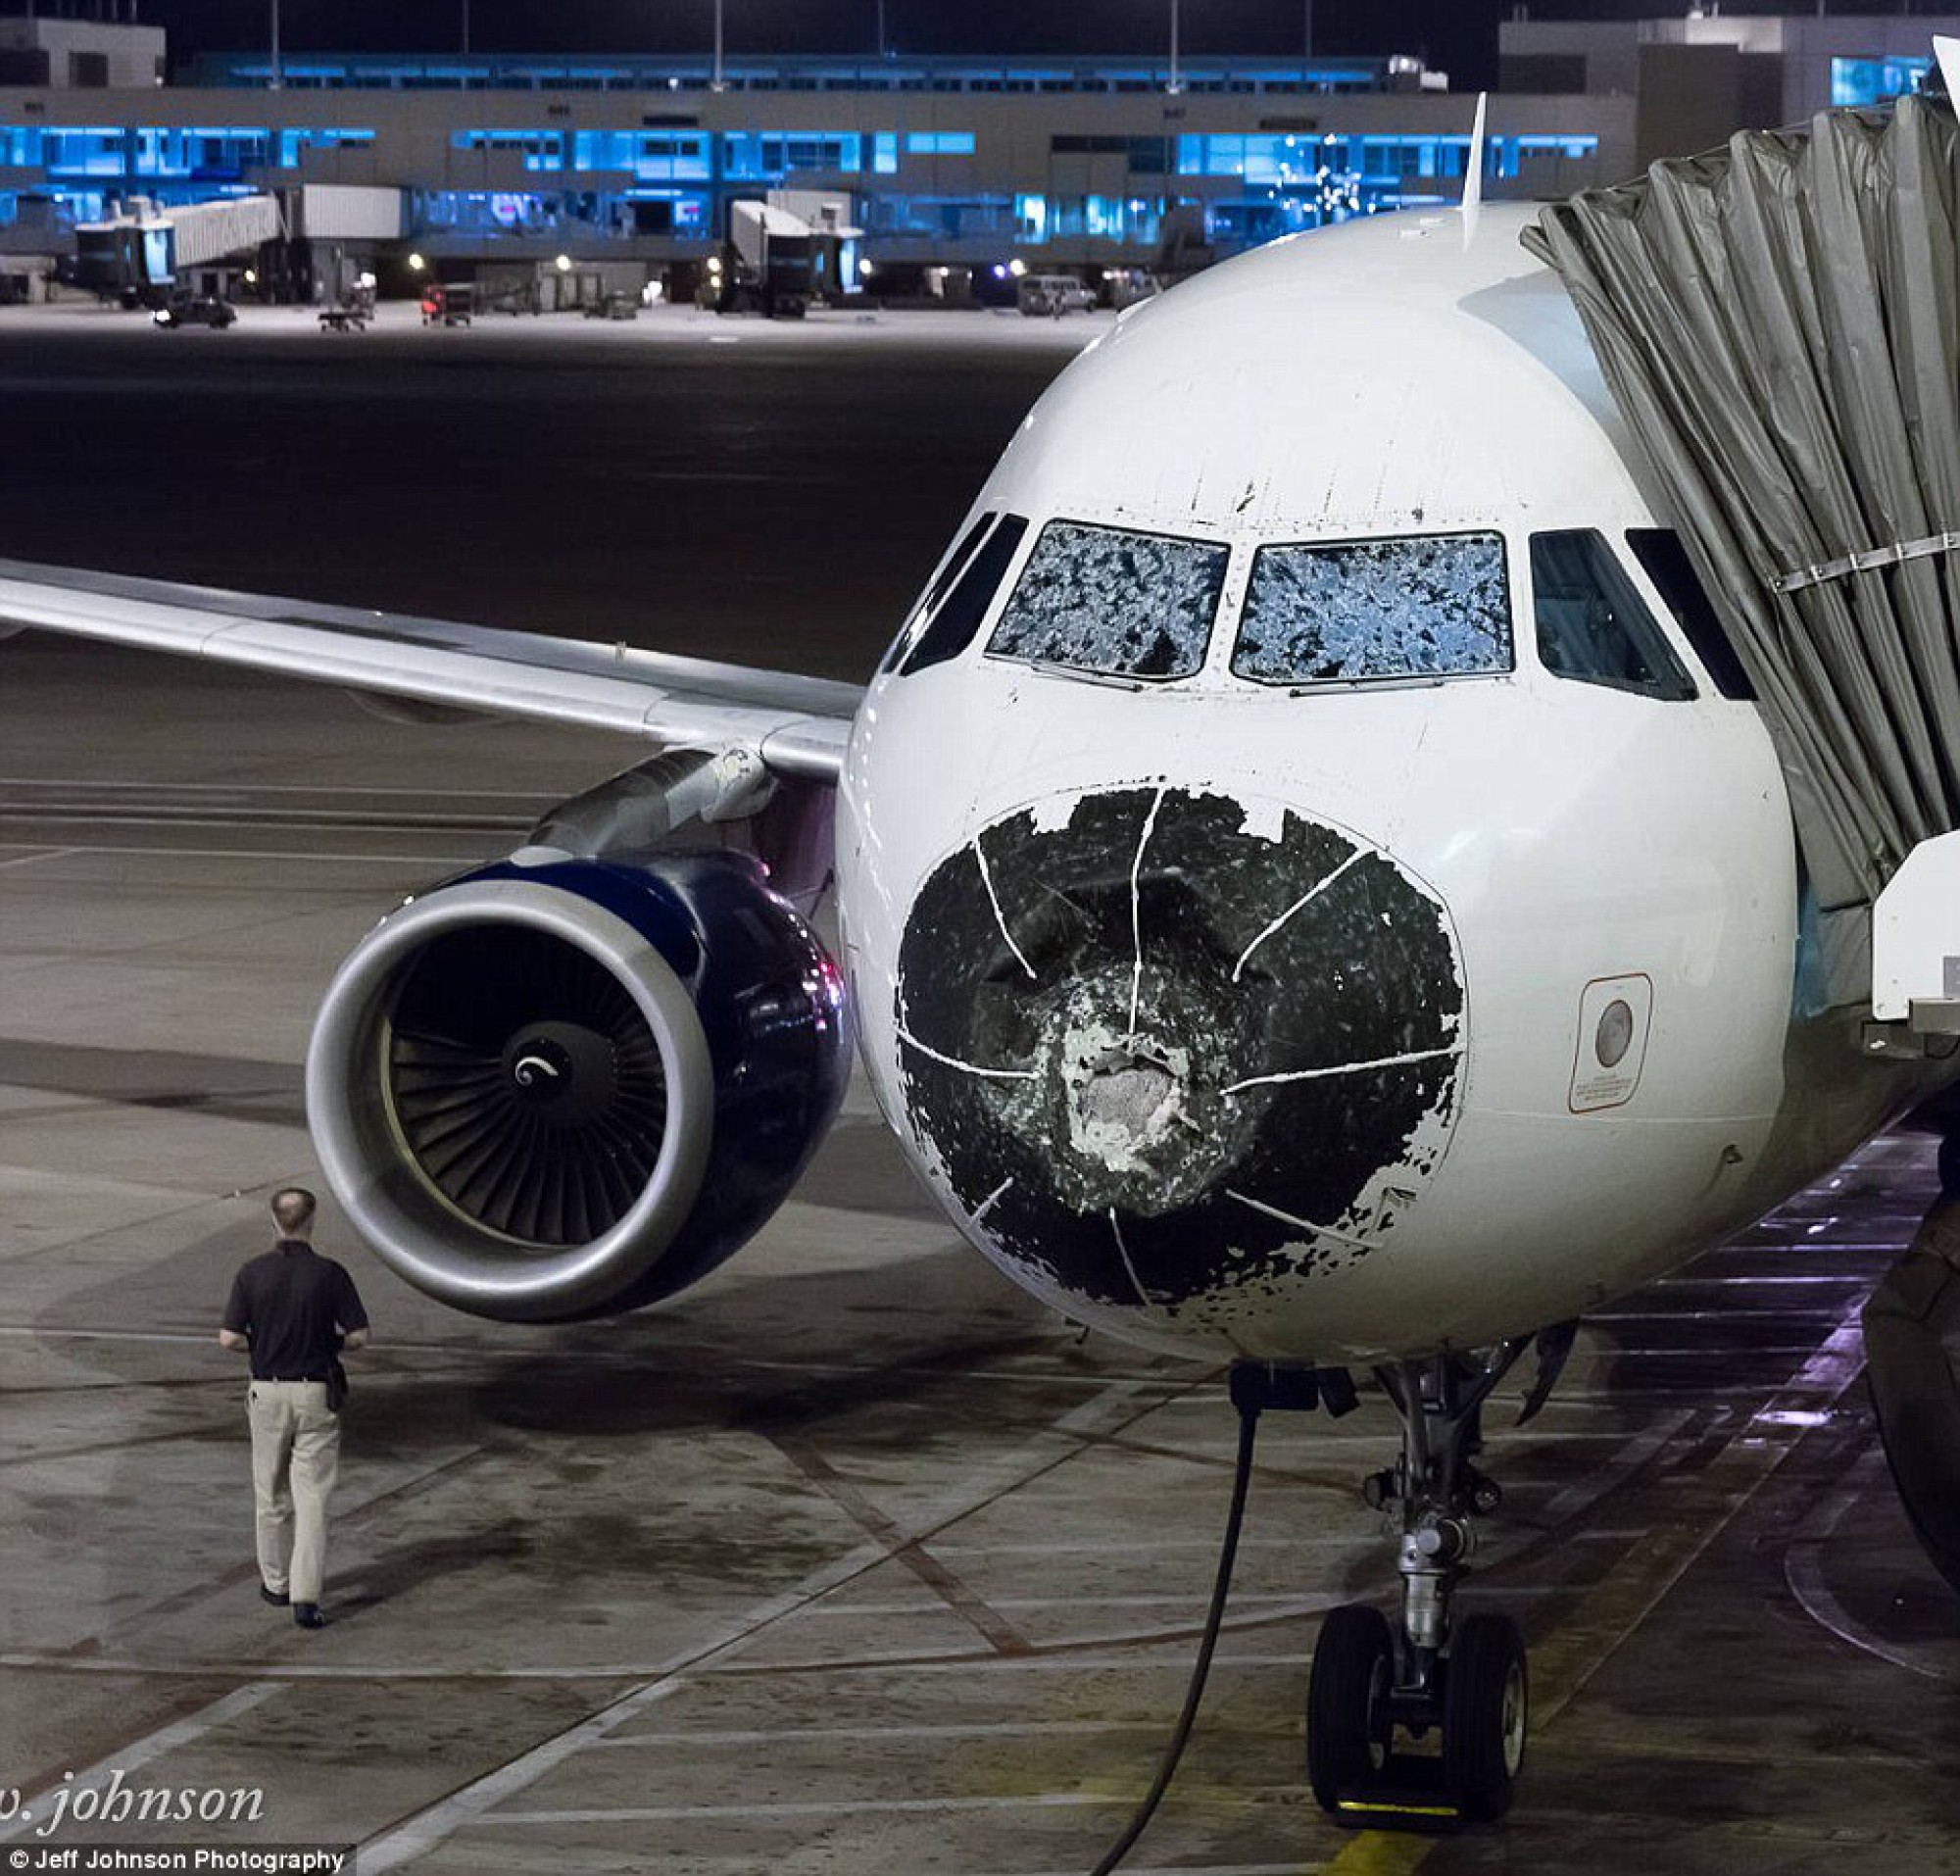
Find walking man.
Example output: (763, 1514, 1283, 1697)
(219, 1187, 369, 1629)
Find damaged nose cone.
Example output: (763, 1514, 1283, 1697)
(893, 786, 1466, 1330)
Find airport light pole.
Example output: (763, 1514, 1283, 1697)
(712, 0, 726, 91)
(1168, 0, 1182, 94)
(269, 0, 282, 89)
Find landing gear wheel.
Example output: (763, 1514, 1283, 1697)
(1443, 1612, 1527, 1821)
(1306, 1603, 1394, 1810)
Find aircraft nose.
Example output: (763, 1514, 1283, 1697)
(893, 785, 1466, 1323)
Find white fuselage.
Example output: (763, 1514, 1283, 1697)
(834, 207, 1946, 1364)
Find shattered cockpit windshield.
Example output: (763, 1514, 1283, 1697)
(1232, 532, 1513, 686)
(985, 519, 1229, 681)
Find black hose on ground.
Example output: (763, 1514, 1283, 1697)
(1086, 1385, 1262, 1876)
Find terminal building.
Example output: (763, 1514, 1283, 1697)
(0, 9, 1949, 304)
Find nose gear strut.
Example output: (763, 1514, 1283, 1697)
(1308, 1339, 1533, 1828)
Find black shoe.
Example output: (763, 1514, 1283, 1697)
(292, 1603, 328, 1630)
(259, 1585, 290, 1607)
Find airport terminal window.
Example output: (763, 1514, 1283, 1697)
(451, 129, 563, 172)
(1530, 529, 1695, 701)
(43, 129, 125, 177)
(985, 520, 1228, 681)
(1626, 528, 1754, 700)
(278, 128, 376, 168)
(903, 515, 1030, 675)
(1232, 532, 1511, 685)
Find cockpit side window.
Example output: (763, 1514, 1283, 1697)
(902, 514, 1030, 675)
(881, 512, 995, 675)
(1625, 527, 1756, 700)
(1231, 532, 1512, 686)
(1530, 528, 1697, 701)
(984, 519, 1228, 681)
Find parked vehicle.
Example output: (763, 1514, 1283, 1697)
(581, 291, 640, 321)
(1016, 273, 1097, 317)
(152, 295, 236, 329)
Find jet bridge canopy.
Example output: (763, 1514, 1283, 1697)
(1528, 94, 1960, 913)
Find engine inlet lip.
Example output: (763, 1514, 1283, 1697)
(305, 877, 715, 1320)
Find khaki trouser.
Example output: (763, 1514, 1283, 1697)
(247, 1379, 340, 1604)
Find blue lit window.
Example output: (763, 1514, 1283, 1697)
(1830, 55, 1929, 108)
(276, 127, 374, 168)
(721, 131, 861, 179)
(44, 129, 126, 177)
(451, 129, 564, 172)
(572, 130, 708, 179)
(873, 132, 899, 173)
(905, 130, 974, 155)
(0, 126, 43, 167)
(1014, 191, 1048, 241)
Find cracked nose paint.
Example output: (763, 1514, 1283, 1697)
(893, 785, 1466, 1326)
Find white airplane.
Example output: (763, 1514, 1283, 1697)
(3, 173, 1959, 1830)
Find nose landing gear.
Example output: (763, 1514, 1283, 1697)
(1307, 1340, 1532, 1828)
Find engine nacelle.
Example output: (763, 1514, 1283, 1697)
(305, 851, 852, 1321)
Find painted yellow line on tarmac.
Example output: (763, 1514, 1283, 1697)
(1326, 1829, 1436, 1876)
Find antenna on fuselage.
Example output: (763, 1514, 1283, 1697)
(1459, 91, 1488, 248)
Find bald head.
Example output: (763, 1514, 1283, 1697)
(270, 1187, 317, 1239)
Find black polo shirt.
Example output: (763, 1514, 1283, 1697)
(223, 1240, 369, 1381)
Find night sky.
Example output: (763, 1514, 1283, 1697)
(21, 1, 1922, 91)
(22, 1, 1796, 94)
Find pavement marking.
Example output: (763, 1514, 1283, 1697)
(0, 1681, 285, 1842)
(0, 777, 552, 798)
(490, 1794, 1129, 1824)
(962, 1866, 1319, 1876)
(768, 1432, 1038, 1656)
(358, 1674, 692, 1872)
(1532, 1407, 1695, 1529)
(596, 1719, 1173, 1748)
(0, 842, 501, 865)
(359, 1377, 1209, 1863)
(1784, 1447, 1960, 1685)
(0, 1646, 1322, 1684)
(0, 846, 74, 870)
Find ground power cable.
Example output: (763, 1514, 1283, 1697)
(1085, 1373, 1266, 1876)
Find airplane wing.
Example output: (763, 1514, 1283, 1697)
(0, 559, 859, 781)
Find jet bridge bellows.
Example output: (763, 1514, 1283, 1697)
(1528, 95, 1960, 913)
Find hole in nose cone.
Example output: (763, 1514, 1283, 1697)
(1078, 1053, 1176, 1137)
(1071, 1045, 1182, 1170)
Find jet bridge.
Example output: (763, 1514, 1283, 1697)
(1532, 98, 1960, 1598)
(1528, 88, 1960, 1032)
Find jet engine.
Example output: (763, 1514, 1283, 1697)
(305, 849, 851, 1322)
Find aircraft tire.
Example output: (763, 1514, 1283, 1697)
(1863, 1197, 1960, 1599)
(1443, 1613, 1527, 1822)
(1305, 1603, 1394, 1812)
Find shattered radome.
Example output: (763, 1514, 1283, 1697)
(893, 786, 1465, 1320)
